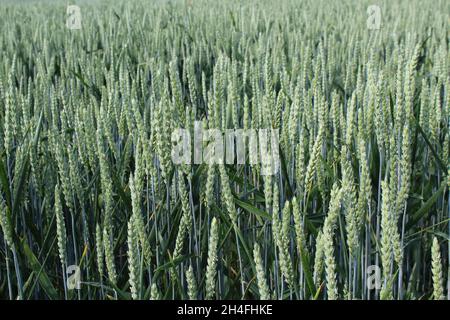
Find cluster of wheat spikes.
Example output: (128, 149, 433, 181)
(0, 0, 449, 300)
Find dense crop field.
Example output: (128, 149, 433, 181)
(0, 0, 449, 300)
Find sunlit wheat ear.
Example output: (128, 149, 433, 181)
(322, 229, 337, 300)
(95, 224, 104, 280)
(304, 125, 323, 195)
(127, 215, 140, 300)
(3, 74, 16, 158)
(150, 283, 161, 300)
(356, 127, 371, 234)
(0, 200, 14, 250)
(186, 265, 197, 300)
(53, 141, 73, 215)
(313, 231, 324, 287)
(253, 244, 271, 300)
(341, 146, 358, 259)
(218, 165, 237, 225)
(345, 92, 357, 147)
(96, 129, 114, 229)
(322, 184, 342, 300)
(278, 201, 294, 289)
(205, 217, 219, 300)
(264, 174, 273, 211)
(271, 182, 280, 256)
(380, 180, 393, 300)
(103, 227, 118, 285)
(131, 148, 152, 266)
(295, 132, 306, 195)
(173, 173, 192, 260)
(404, 44, 421, 123)
(54, 184, 67, 269)
(396, 124, 411, 216)
(431, 237, 445, 300)
(386, 135, 403, 271)
(292, 197, 307, 261)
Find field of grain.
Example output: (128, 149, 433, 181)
(0, 0, 449, 300)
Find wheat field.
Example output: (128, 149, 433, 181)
(0, 0, 449, 300)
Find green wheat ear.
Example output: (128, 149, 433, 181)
(150, 283, 161, 300)
(54, 184, 67, 269)
(322, 184, 342, 300)
(0, 200, 14, 250)
(95, 224, 104, 280)
(278, 201, 294, 289)
(186, 264, 198, 300)
(103, 227, 118, 286)
(253, 243, 271, 300)
(205, 217, 219, 300)
(431, 237, 445, 300)
(127, 215, 140, 300)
